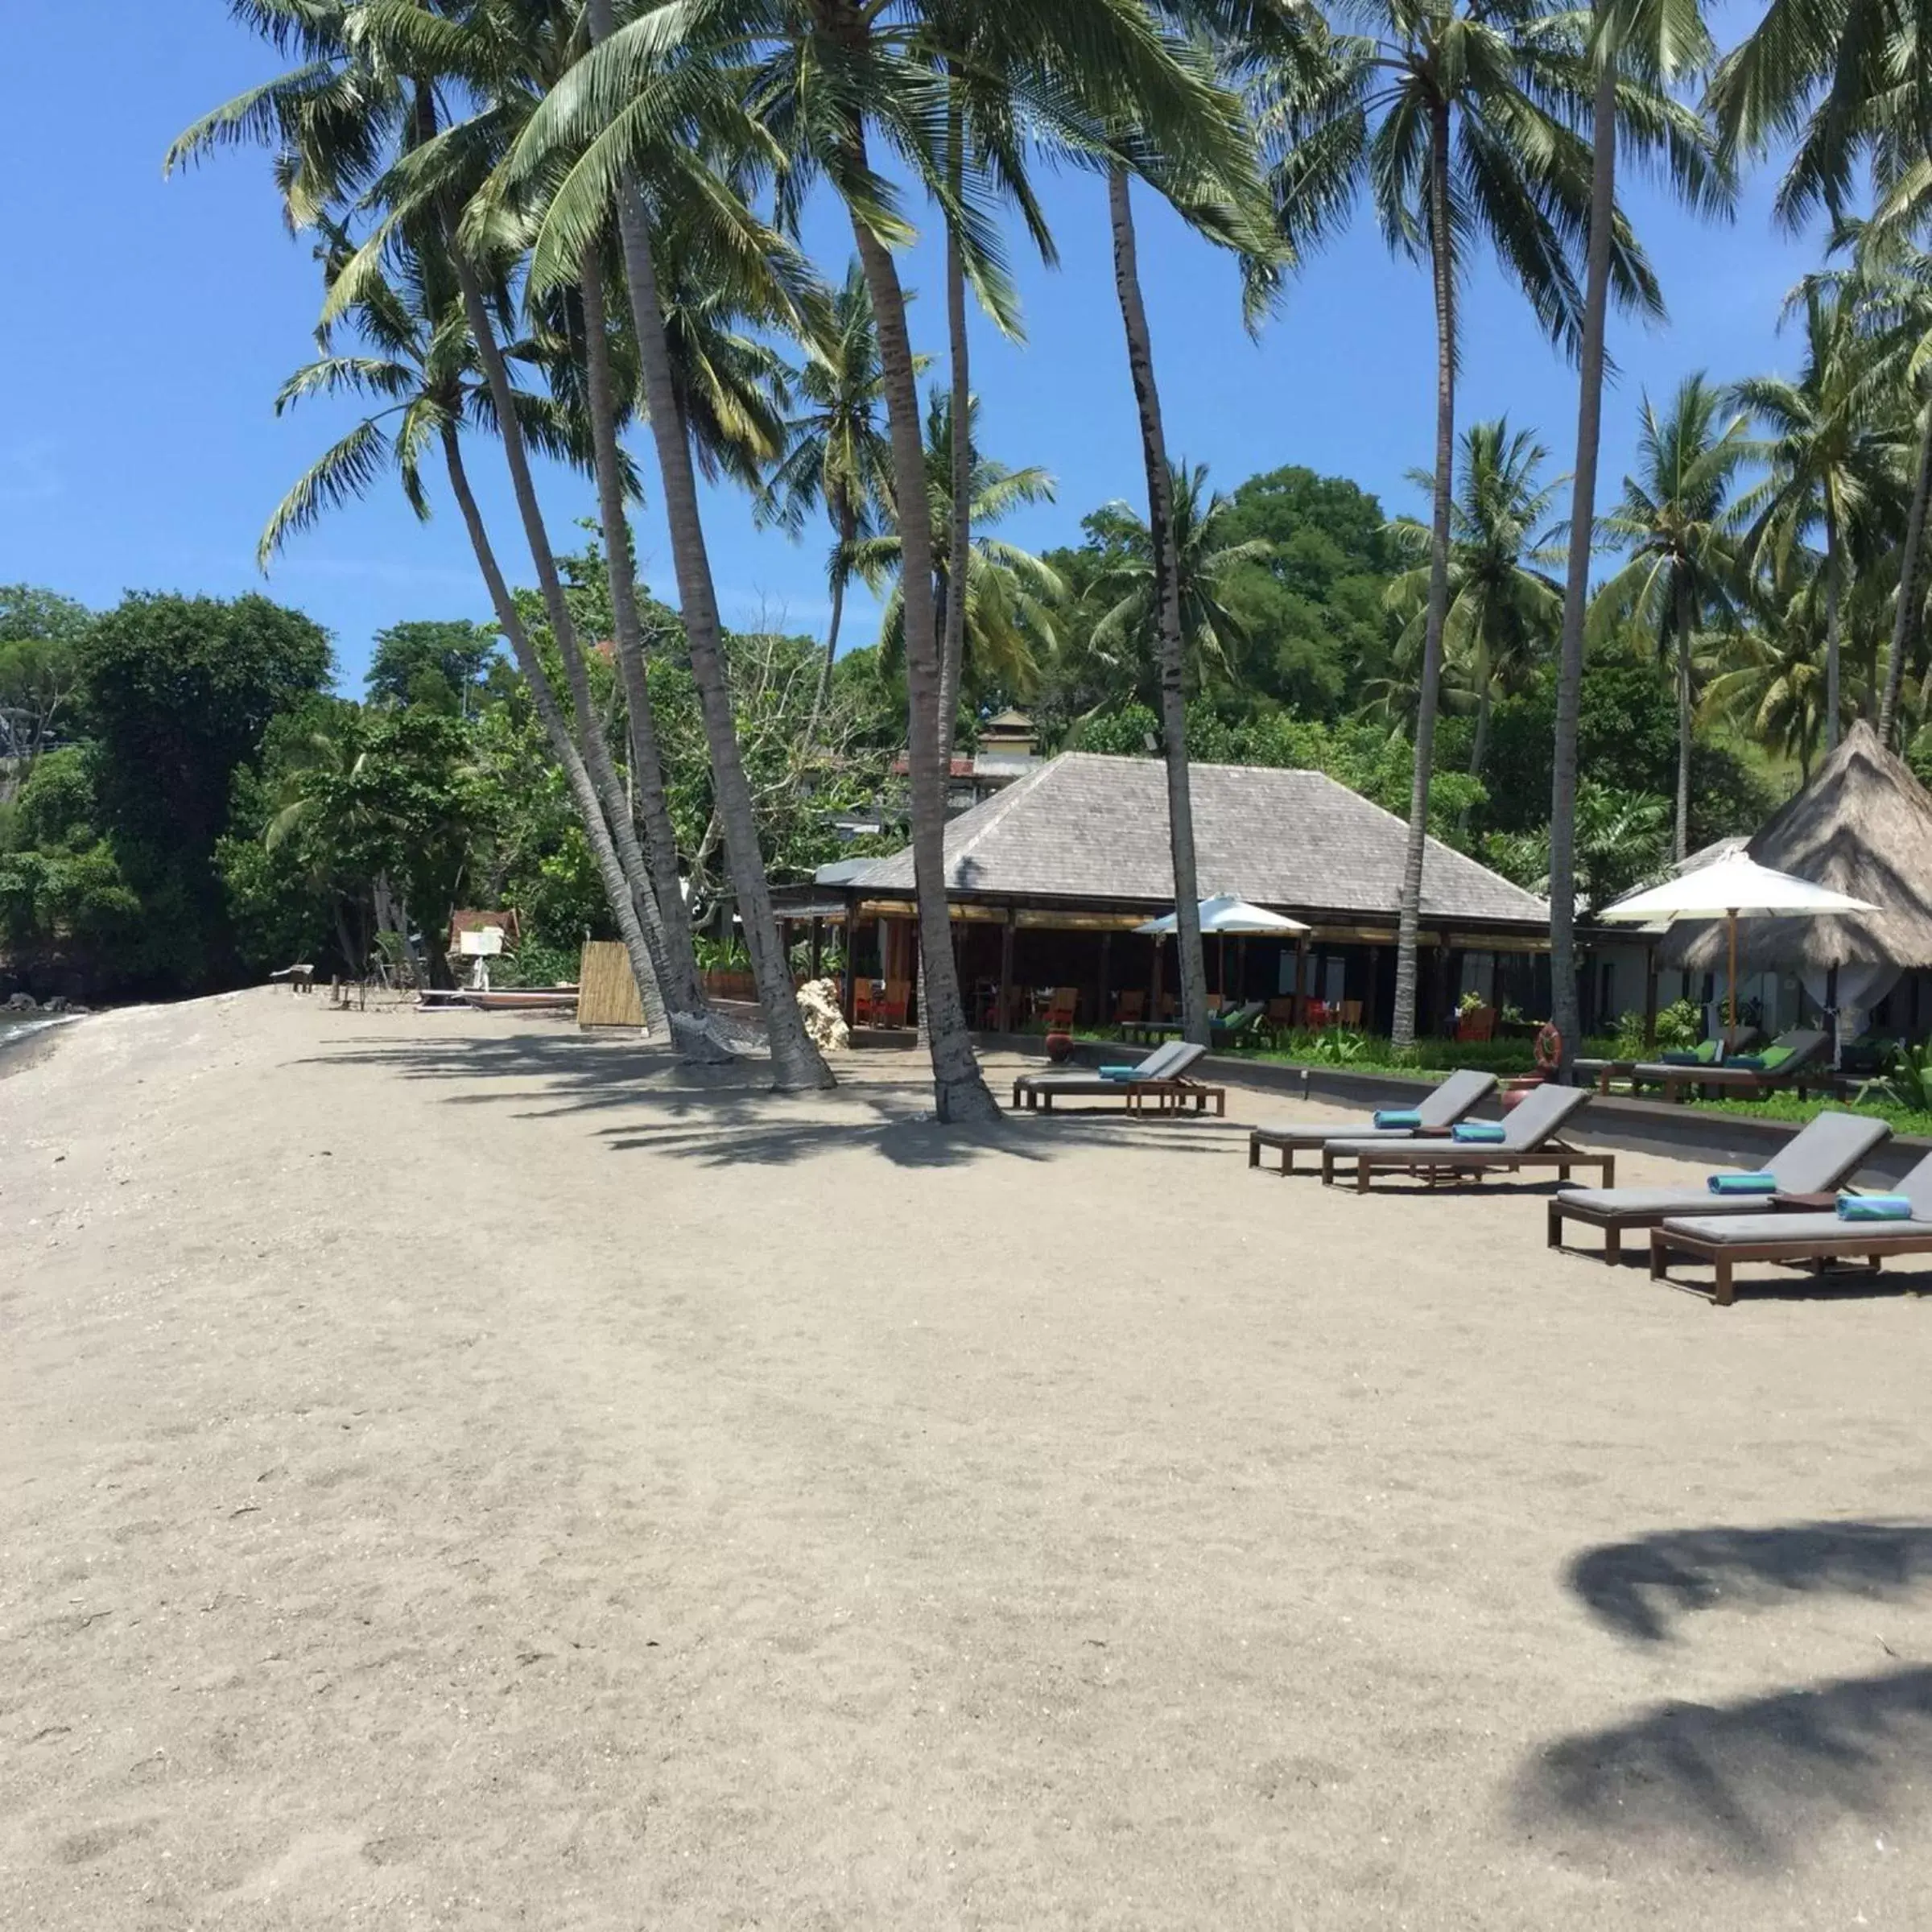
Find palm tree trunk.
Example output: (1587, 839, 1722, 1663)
(586, 0, 832, 1092)
(849, 208, 1000, 1121)
(1825, 502, 1843, 753)
(577, 247, 707, 1017)
(447, 242, 681, 1030)
(1881, 411, 1932, 747)
(1674, 572, 1693, 861)
(1549, 50, 1615, 1071)
(811, 494, 855, 729)
(1459, 665, 1492, 837)
(937, 184, 972, 764)
(440, 426, 668, 1034)
(1108, 162, 1210, 1050)
(1393, 104, 1459, 1049)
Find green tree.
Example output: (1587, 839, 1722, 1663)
(79, 592, 331, 989)
(0, 585, 91, 791)
(365, 619, 501, 716)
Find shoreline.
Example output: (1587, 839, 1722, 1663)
(0, 1012, 80, 1080)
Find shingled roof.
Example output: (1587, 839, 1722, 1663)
(847, 753, 1549, 927)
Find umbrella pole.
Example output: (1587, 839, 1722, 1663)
(1727, 910, 1738, 1038)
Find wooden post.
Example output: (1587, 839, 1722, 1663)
(1151, 938, 1165, 1020)
(1726, 907, 1739, 1031)
(1098, 930, 1113, 1026)
(1294, 934, 1310, 1026)
(1643, 943, 1659, 1051)
(810, 917, 824, 981)
(841, 907, 859, 1027)
(1364, 944, 1381, 1034)
(997, 917, 1015, 1033)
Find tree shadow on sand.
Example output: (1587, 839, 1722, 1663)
(298, 1026, 1248, 1170)
(1512, 1521, 1932, 1867)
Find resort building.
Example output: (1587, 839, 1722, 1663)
(820, 751, 1553, 1034)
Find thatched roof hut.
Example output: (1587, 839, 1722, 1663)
(1662, 720, 1932, 976)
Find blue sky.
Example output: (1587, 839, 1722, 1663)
(4, 0, 1819, 691)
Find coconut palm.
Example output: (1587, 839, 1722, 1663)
(1263, 0, 1669, 1044)
(1731, 279, 1910, 760)
(851, 393, 1060, 707)
(1702, 555, 1835, 780)
(755, 259, 905, 719)
(1588, 374, 1754, 861)
(527, 0, 1272, 1117)
(1084, 462, 1274, 701)
(1385, 419, 1564, 820)
(256, 218, 679, 1036)
(1546, 0, 1726, 1074)
(497, 0, 840, 1088)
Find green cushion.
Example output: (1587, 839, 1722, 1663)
(1695, 1038, 1721, 1064)
(1757, 1045, 1794, 1072)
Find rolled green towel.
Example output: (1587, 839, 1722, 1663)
(1708, 1172, 1777, 1195)
(1659, 1050, 1702, 1065)
(1451, 1121, 1506, 1144)
(1373, 1108, 1422, 1129)
(1838, 1194, 1913, 1221)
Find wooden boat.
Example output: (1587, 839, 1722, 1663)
(419, 987, 580, 1012)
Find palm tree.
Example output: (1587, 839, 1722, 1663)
(1385, 419, 1564, 823)
(1702, 553, 1834, 779)
(1732, 279, 1909, 759)
(1547, 0, 1725, 1074)
(540, 0, 1271, 1117)
(1085, 461, 1274, 700)
(851, 393, 1061, 704)
(1589, 374, 1753, 860)
(1265, 0, 1667, 1044)
(507, 0, 846, 1088)
(755, 259, 903, 719)
(254, 221, 677, 1037)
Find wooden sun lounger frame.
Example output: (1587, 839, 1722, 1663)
(1321, 1137, 1614, 1192)
(1648, 1221, 1932, 1307)
(1009, 1072, 1228, 1117)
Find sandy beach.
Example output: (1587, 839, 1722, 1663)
(6, 989, 1932, 1928)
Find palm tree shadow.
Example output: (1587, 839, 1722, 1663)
(299, 1025, 1247, 1168)
(1511, 1520, 1932, 1866)
(1570, 1521, 1932, 1645)
(1513, 1666, 1932, 1869)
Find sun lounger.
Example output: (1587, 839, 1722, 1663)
(1010, 1040, 1225, 1116)
(1650, 1148, 1932, 1305)
(1212, 1001, 1266, 1047)
(1630, 1028, 1830, 1104)
(1248, 1068, 1499, 1174)
(1321, 1081, 1608, 1192)
(1547, 1108, 1891, 1262)
(1574, 1030, 1761, 1096)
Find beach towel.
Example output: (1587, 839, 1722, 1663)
(1373, 1108, 1422, 1129)
(1839, 1194, 1913, 1220)
(1708, 1172, 1778, 1195)
(1451, 1121, 1507, 1144)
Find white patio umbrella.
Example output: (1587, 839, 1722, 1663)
(1596, 852, 1876, 1030)
(1134, 896, 1311, 1003)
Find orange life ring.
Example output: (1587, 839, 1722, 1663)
(1534, 1022, 1563, 1072)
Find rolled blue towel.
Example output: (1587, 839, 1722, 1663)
(1838, 1194, 1914, 1221)
(1707, 1172, 1778, 1195)
(1098, 1064, 1137, 1080)
(1373, 1108, 1422, 1129)
(1660, 1049, 1703, 1065)
(1726, 1054, 1767, 1071)
(1451, 1121, 1507, 1144)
